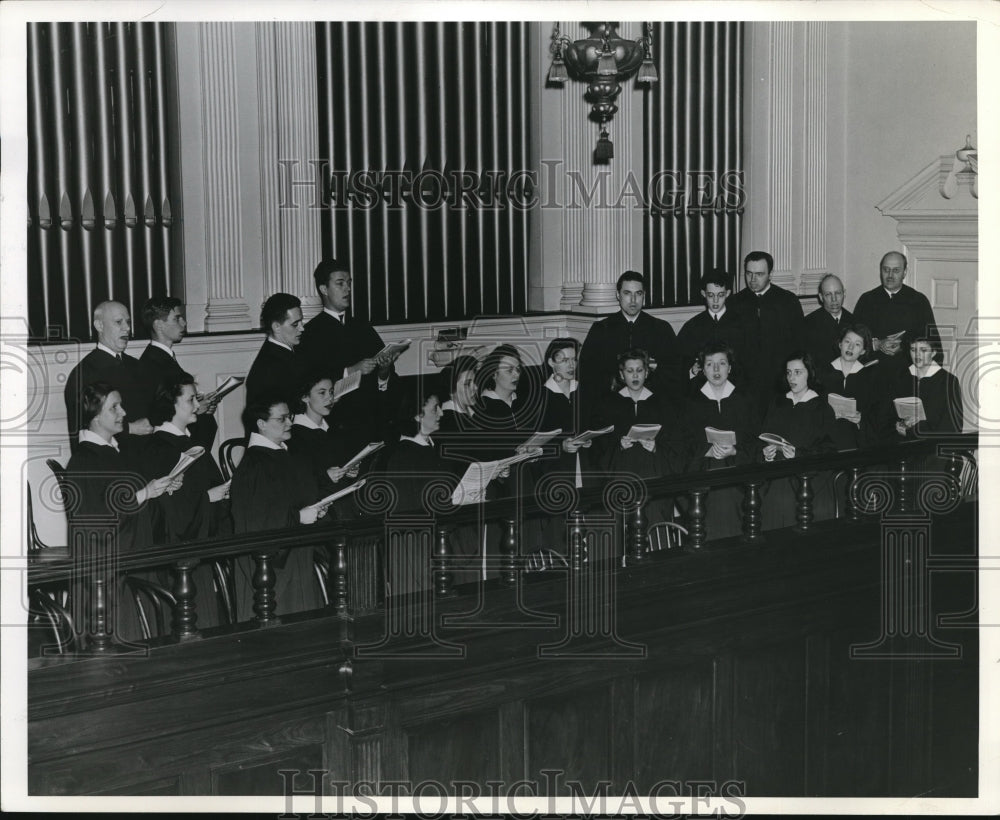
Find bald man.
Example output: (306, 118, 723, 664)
(852, 252, 938, 365)
(64, 300, 154, 449)
(802, 274, 855, 366)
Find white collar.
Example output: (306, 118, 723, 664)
(483, 388, 516, 405)
(154, 421, 190, 437)
(266, 337, 294, 353)
(754, 285, 771, 297)
(884, 287, 902, 298)
(79, 429, 119, 450)
(441, 399, 474, 416)
(400, 433, 433, 447)
(96, 342, 125, 358)
(826, 309, 843, 321)
(620, 311, 641, 324)
(292, 413, 328, 431)
(909, 363, 942, 379)
(544, 375, 578, 394)
(787, 388, 819, 405)
(707, 306, 727, 319)
(149, 340, 175, 358)
(619, 386, 653, 401)
(248, 432, 286, 451)
(700, 380, 736, 400)
(323, 307, 347, 323)
(831, 358, 864, 376)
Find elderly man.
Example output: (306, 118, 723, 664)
(64, 300, 153, 449)
(802, 274, 855, 366)
(578, 270, 681, 417)
(852, 251, 938, 365)
(245, 293, 308, 409)
(727, 251, 804, 415)
(138, 296, 219, 448)
(675, 270, 749, 391)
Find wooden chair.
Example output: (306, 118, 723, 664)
(29, 586, 77, 655)
(125, 575, 177, 641)
(646, 520, 689, 552)
(218, 438, 246, 481)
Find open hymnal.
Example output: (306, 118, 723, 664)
(306, 479, 367, 513)
(705, 427, 736, 447)
(374, 338, 412, 363)
(199, 376, 245, 404)
(885, 330, 906, 341)
(894, 397, 927, 425)
(341, 441, 384, 472)
(758, 432, 793, 449)
(333, 370, 361, 402)
(451, 449, 542, 506)
(827, 393, 858, 420)
(568, 425, 614, 446)
(626, 424, 661, 441)
(168, 446, 205, 479)
(520, 429, 561, 450)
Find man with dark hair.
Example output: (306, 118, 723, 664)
(138, 296, 219, 448)
(728, 251, 804, 415)
(676, 270, 749, 391)
(578, 270, 681, 418)
(298, 259, 404, 441)
(245, 293, 307, 409)
(852, 251, 938, 366)
(802, 274, 854, 367)
(63, 300, 154, 450)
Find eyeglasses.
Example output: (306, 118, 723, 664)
(553, 356, 577, 365)
(498, 365, 522, 373)
(267, 414, 292, 423)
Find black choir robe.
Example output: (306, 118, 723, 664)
(287, 421, 360, 520)
(64, 348, 154, 449)
(817, 359, 893, 449)
(138, 343, 220, 449)
(890, 366, 964, 437)
(675, 309, 751, 394)
(244, 340, 308, 410)
(579, 311, 682, 418)
(230, 443, 324, 619)
(757, 392, 838, 530)
(728, 284, 804, 416)
(852, 284, 938, 365)
(802, 307, 854, 370)
(681, 383, 758, 539)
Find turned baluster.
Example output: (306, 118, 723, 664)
(627, 502, 646, 565)
(795, 473, 814, 532)
(845, 466, 862, 521)
(88, 575, 112, 653)
(946, 452, 963, 500)
(897, 458, 910, 513)
(500, 519, 518, 586)
(688, 489, 708, 549)
(331, 535, 349, 613)
(171, 559, 200, 641)
(434, 526, 455, 598)
(742, 482, 763, 543)
(252, 552, 279, 625)
(570, 511, 585, 571)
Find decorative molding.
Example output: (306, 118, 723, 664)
(931, 279, 959, 310)
(768, 22, 795, 278)
(803, 23, 828, 273)
(560, 282, 584, 310)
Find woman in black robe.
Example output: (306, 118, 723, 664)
(681, 343, 758, 539)
(816, 323, 892, 449)
(758, 353, 838, 530)
(892, 336, 964, 437)
(230, 397, 328, 620)
(65, 382, 181, 643)
(145, 373, 233, 628)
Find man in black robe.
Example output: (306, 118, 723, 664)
(578, 271, 682, 420)
(727, 251, 804, 416)
(852, 251, 938, 367)
(298, 259, 403, 442)
(676, 270, 750, 393)
(138, 296, 219, 449)
(64, 300, 154, 450)
(802, 274, 855, 367)
(244, 293, 308, 410)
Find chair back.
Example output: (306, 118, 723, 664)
(646, 520, 689, 552)
(218, 437, 246, 481)
(29, 586, 77, 655)
(124, 575, 176, 641)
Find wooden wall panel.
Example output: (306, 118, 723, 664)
(406, 709, 502, 785)
(211, 745, 325, 796)
(526, 687, 612, 793)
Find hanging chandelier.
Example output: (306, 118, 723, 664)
(548, 22, 658, 162)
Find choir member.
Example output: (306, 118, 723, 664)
(139, 296, 219, 449)
(598, 349, 675, 525)
(287, 373, 361, 519)
(681, 343, 757, 539)
(537, 338, 589, 481)
(676, 271, 750, 394)
(64, 301, 154, 451)
(230, 397, 327, 620)
(816, 324, 891, 449)
(892, 336, 964, 438)
(802, 275, 855, 368)
(145, 373, 233, 628)
(758, 353, 838, 530)
(436, 355, 483, 473)
(65, 382, 182, 641)
(473, 344, 543, 450)
(244, 293, 308, 410)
